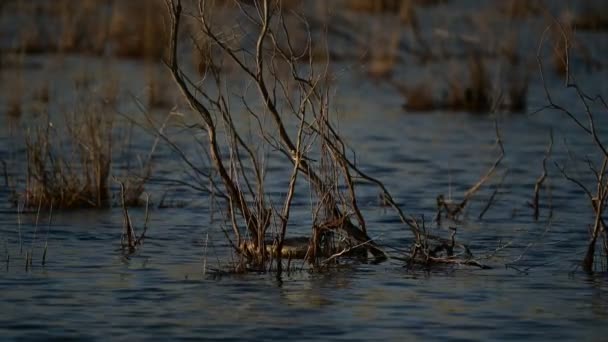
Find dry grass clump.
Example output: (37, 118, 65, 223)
(548, 16, 602, 75)
(108, 0, 169, 59)
(346, 0, 402, 13)
(8, 0, 168, 59)
(572, 5, 608, 31)
(33, 83, 50, 104)
(396, 54, 528, 113)
(356, 0, 431, 79)
(24, 102, 113, 209)
(100, 77, 120, 107)
(368, 54, 399, 79)
(117, 176, 148, 207)
(346, 0, 446, 13)
(551, 24, 571, 77)
(17, 22, 48, 54)
(498, 0, 543, 19)
(401, 82, 436, 111)
(461, 54, 491, 112)
(56, 0, 107, 54)
(7, 93, 23, 120)
(450, 56, 527, 113)
(504, 72, 528, 112)
(145, 66, 174, 109)
(416, 0, 448, 6)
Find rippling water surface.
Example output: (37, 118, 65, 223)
(2, 88, 608, 339)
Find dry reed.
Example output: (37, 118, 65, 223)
(24, 101, 113, 209)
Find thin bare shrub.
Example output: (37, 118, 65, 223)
(159, 0, 490, 274)
(537, 21, 608, 272)
(162, 0, 413, 274)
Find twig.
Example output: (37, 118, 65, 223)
(438, 121, 505, 220)
(1, 159, 8, 187)
(479, 169, 509, 220)
(321, 239, 374, 265)
(533, 131, 553, 220)
(16, 200, 22, 255)
(42, 201, 52, 266)
(202, 232, 209, 276)
(464, 121, 505, 200)
(134, 193, 151, 246)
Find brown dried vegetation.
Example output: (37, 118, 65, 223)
(24, 101, 113, 209)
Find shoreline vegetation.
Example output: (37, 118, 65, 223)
(1, 0, 607, 274)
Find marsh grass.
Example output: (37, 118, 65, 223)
(401, 82, 436, 111)
(345, 0, 445, 13)
(145, 64, 174, 109)
(108, 0, 169, 59)
(100, 76, 120, 108)
(56, 0, 107, 55)
(33, 82, 50, 104)
(499, 0, 543, 19)
(24, 100, 113, 209)
(7, 92, 23, 120)
(572, 4, 608, 31)
(6, 0, 168, 59)
(346, 0, 402, 13)
(337, 0, 532, 113)
(398, 55, 528, 113)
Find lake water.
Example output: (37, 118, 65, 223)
(2, 1, 608, 340)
